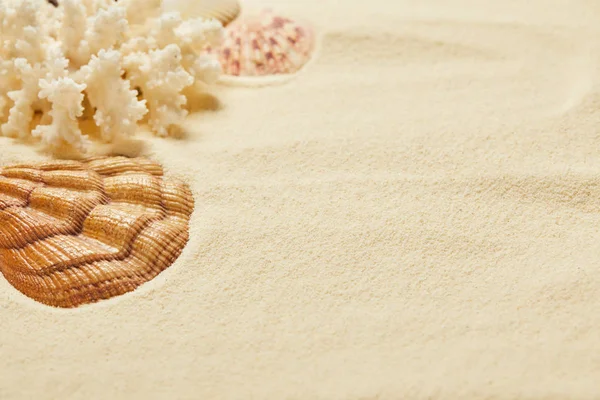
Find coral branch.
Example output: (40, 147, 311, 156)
(124, 44, 194, 137)
(79, 49, 147, 141)
(32, 77, 88, 151)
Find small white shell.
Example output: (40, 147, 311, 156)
(161, 0, 241, 27)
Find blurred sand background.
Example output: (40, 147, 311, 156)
(2, 0, 600, 398)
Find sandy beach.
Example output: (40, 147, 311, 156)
(2, 0, 600, 398)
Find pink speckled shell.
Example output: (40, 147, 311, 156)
(212, 10, 315, 78)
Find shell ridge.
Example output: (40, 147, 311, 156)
(4, 235, 119, 277)
(0, 194, 28, 210)
(10, 216, 190, 308)
(1, 190, 109, 250)
(6, 182, 176, 276)
(84, 157, 164, 177)
(35, 178, 187, 276)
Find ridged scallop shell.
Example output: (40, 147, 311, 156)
(211, 9, 315, 80)
(0, 156, 194, 308)
(161, 0, 241, 27)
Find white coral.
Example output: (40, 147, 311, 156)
(148, 12, 224, 82)
(0, 0, 45, 62)
(2, 59, 44, 139)
(124, 44, 194, 137)
(0, 0, 224, 154)
(0, 0, 48, 121)
(79, 49, 147, 141)
(33, 77, 88, 152)
(60, 0, 128, 67)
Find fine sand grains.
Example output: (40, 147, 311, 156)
(2, 0, 600, 398)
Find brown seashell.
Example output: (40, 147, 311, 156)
(161, 0, 241, 27)
(0, 156, 194, 308)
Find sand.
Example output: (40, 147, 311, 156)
(2, 0, 600, 398)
